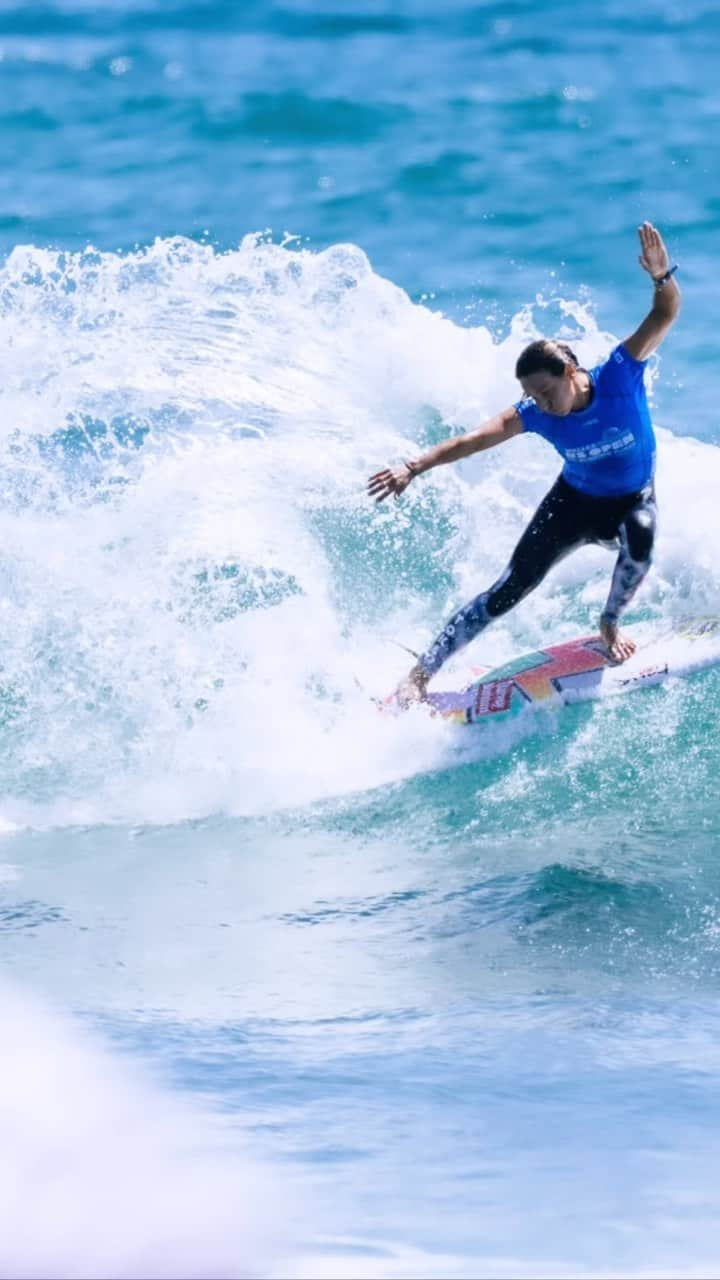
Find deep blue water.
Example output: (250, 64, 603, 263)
(2, 2, 720, 1277)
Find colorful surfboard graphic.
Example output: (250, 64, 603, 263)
(424, 619, 720, 726)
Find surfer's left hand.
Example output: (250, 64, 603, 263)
(637, 221, 670, 280)
(599, 617, 636, 664)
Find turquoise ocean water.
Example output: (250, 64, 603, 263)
(2, 2, 720, 1276)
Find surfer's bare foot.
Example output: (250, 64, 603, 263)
(599, 617, 636, 664)
(395, 663, 430, 708)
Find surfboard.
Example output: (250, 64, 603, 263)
(417, 616, 720, 727)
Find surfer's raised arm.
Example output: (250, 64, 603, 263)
(367, 407, 522, 503)
(622, 221, 681, 362)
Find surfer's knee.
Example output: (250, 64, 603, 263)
(485, 562, 538, 618)
(622, 504, 656, 566)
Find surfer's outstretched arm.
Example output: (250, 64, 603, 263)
(367, 407, 522, 503)
(622, 222, 681, 362)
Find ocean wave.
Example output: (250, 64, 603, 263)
(0, 235, 715, 828)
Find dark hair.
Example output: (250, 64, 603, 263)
(515, 340, 579, 380)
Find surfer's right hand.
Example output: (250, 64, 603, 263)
(367, 461, 417, 502)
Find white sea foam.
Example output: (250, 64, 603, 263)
(0, 981, 291, 1279)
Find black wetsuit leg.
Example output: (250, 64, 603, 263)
(419, 477, 592, 676)
(418, 476, 657, 679)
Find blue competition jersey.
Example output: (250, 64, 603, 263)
(515, 344, 655, 498)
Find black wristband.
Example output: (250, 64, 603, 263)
(653, 264, 678, 287)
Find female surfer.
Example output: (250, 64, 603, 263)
(368, 222, 680, 705)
